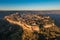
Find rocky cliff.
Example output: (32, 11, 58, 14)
(0, 13, 60, 40)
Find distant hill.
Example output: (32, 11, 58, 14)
(0, 10, 60, 18)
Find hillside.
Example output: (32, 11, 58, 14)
(0, 13, 60, 40)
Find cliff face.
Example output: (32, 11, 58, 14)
(0, 13, 60, 40)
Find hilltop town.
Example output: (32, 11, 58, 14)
(5, 13, 54, 27)
(0, 13, 60, 40)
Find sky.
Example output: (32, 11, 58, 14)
(0, 0, 60, 10)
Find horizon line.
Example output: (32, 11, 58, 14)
(0, 9, 60, 11)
